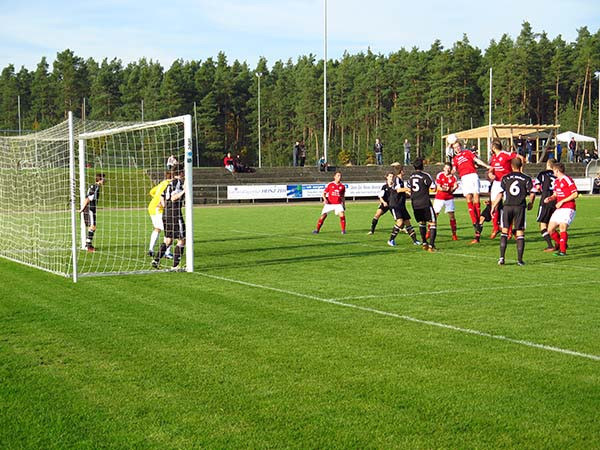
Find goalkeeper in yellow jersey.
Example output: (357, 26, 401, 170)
(147, 171, 173, 258)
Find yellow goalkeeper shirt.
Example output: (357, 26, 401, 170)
(148, 180, 170, 215)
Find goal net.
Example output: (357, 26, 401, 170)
(0, 113, 194, 281)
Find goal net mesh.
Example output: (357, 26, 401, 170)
(0, 115, 190, 278)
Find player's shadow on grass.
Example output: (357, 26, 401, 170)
(201, 248, 389, 270)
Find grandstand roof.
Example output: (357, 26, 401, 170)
(444, 123, 560, 141)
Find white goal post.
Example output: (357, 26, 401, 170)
(0, 112, 194, 282)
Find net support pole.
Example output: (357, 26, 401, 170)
(78, 138, 87, 249)
(183, 114, 194, 272)
(68, 112, 78, 282)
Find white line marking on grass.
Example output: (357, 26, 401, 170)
(195, 272, 600, 362)
(336, 279, 600, 301)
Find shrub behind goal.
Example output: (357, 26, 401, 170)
(0, 112, 193, 281)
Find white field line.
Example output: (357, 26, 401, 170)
(336, 279, 600, 301)
(195, 271, 600, 362)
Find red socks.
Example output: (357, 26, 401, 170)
(467, 202, 477, 224)
(450, 218, 457, 235)
(316, 216, 325, 231)
(559, 231, 568, 253)
(340, 216, 346, 232)
(491, 210, 499, 232)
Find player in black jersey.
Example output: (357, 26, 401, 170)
(153, 169, 186, 269)
(79, 173, 105, 252)
(408, 158, 437, 252)
(368, 172, 394, 235)
(491, 158, 534, 266)
(533, 158, 557, 251)
(386, 166, 421, 247)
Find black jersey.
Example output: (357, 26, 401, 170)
(378, 182, 393, 203)
(388, 177, 407, 208)
(408, 171, 435, 209)
(534, 169, 556, 201)
(500, 171, 533, 206)
(85, 183, 101, 211)
(163, 177, 185, 220)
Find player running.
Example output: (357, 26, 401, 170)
(408, 158, 438, 252)
(449, 134, 491, 243)
(544, 162, 579, 256)
(533, 158, 557, 251)
(491, 158, 534, 266)
(368, 172, 395, 235)
(79, 173, 105, 252)
(312, 171, 346, 234)
(433, 162, 458, 241)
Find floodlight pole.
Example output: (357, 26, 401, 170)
(488, 67, 493, 161)
(323, 0, 328, 164)
(595, 71, 600, 152)
(256, 72, 262, 168)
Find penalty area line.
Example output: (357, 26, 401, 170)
(195, 272, 600, 362)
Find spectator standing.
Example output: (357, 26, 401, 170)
(374, 138, 384, 165)
(445, 144, 454, 164)
(526, 137, 534, 162)
(556, 142, 562, 162)
(568, 137, 576, 162)
(298, 141, 306, 167)
(515, 134, 525, 157)
(293, 141, 300, 167)
(404, 139, 411, 165)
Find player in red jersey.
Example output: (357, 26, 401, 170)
(433, 162, 458, 240)
(312, 171, 347, 234)
(544, 162, 579, 256)
(487, 139, 523, 239)
(449, 134, 491, 243)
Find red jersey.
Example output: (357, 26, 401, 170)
(490, 151, 517, 181)
(224, 156, 233, 166)
(452, 150, 477, 177)
(435, 172, 457, 200)
(554, 175, 577, 210)
(324, 182, 345, 204)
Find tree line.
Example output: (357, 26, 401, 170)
(1, 22, 599, 167)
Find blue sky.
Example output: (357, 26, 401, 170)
(1, 0, 599, 71)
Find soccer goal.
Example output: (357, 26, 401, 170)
(0, 112, 194, 281)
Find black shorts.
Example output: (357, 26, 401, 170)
(501, 205, 526, 231)
(377, 204, 390, 214)
(536, 202, 556, 224)
(83, 208, 97, 227)
(480, 204, 492, 222)
(390, 205, 411, 221)
(164, 216, 186, 240)
(413, 206, 435, 223)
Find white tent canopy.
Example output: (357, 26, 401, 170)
(556, 131, 597, 148)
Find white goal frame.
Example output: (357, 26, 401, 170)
(0, 112, 194, 282)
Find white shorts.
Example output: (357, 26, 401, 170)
(321, 203, 345, 216)
(460, 172, 480, 195)
(433, 198, 455, 214)
(150, 213, 164, 230)
(490, 180, 503, 203)
(549, 208, 576, 226)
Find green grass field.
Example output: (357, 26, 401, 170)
(1, 197, 599, 448)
